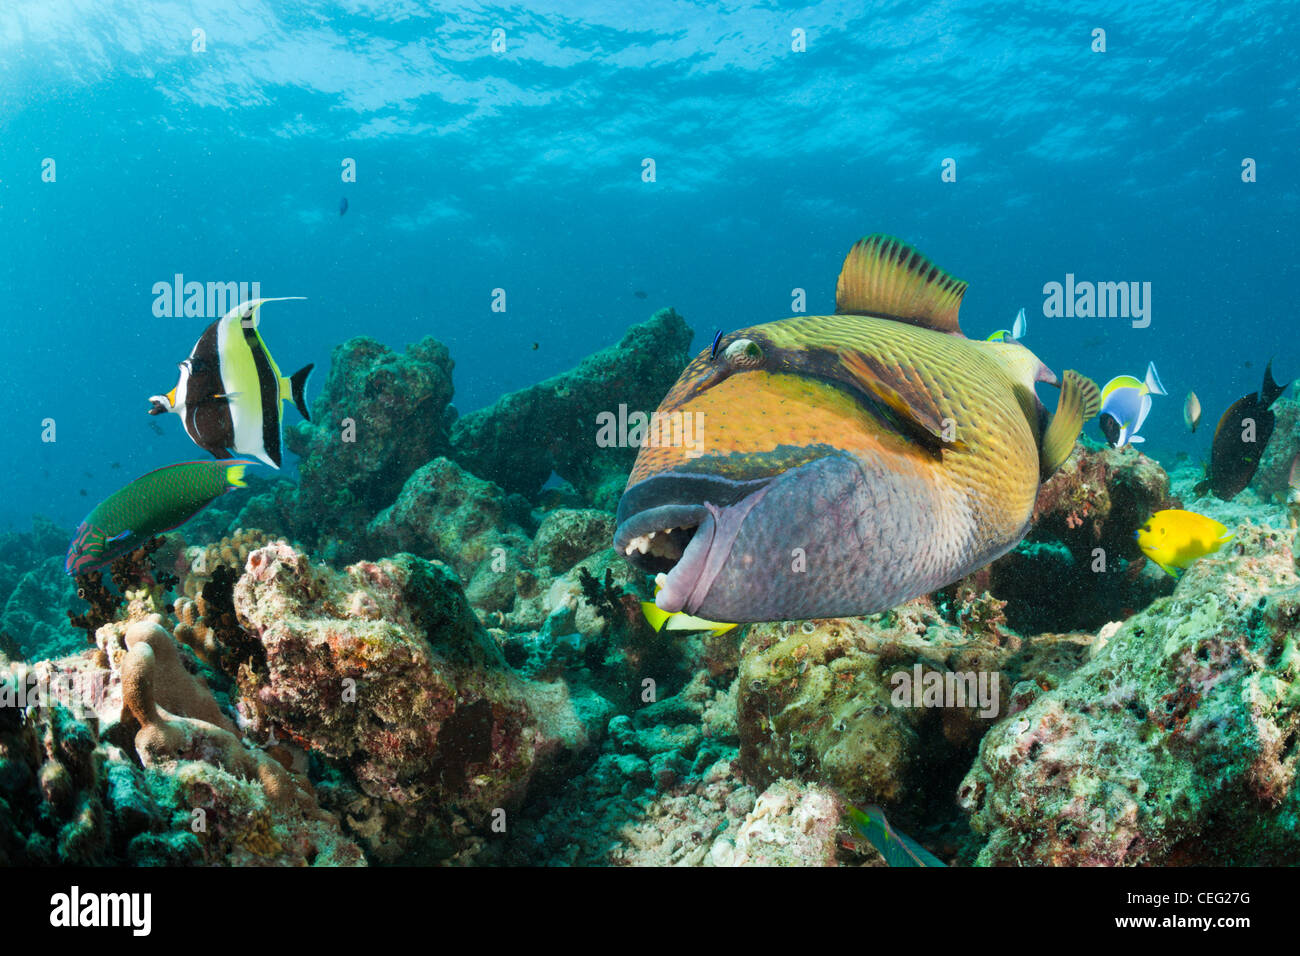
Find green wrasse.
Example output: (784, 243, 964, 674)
(846, 805, 945, 867)
(614, 233, 1100, 622)
(65, 461, 253, 575)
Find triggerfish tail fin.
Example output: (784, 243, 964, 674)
(1042, 370, 1101, 476)
(846, 805, 945, 867)
(1262, 359, 1289, 408)
(1144, 361, 1167, 396)
(834, 234, 968, 335)
(288, 364, 314, 421)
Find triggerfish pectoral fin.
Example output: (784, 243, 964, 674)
(836, 350, 967, 456)
(1041, 370, 1101, 476)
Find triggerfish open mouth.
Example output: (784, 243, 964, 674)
(614, 233, 1102, 624)
(615, 473, 774, 616)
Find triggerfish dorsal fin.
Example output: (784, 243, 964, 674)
(834, 234, 968, 335)
(286, 364, 315, 421)
(1041, 370, 1101, 477)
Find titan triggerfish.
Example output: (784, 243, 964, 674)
(614, 233, 1100, 622)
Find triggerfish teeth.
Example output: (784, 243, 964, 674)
(613, 232, 1101, 623)
(623, 527, 689, 560)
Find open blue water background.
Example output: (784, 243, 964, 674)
(0, 0, 1295, 529)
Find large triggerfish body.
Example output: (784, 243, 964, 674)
(614, 234, 1101, 623)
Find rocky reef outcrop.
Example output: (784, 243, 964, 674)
(959, 520, 1300, 864)
(1251, 395, 1300, 502)
(449, 308, 693, 507)
(229, 541, 598, 862)
(286, 336, 456, 559)
(985, 441, 1178, 633)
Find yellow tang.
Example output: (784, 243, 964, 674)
(1136, 509, 1234, 576)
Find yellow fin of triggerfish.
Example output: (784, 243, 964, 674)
(640, 594, 737, 638)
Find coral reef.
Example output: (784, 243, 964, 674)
(450, 309, 693, 505)
(230, 541, 598, 861)
(367, 457, 533, 611)
(736, 599, 1018, 813)
(286, 335, 456, 558)
(0, 518, 80, 660)
(10, 316, 1299, 869)
(959, 518, 1300, 864)
(1251, 395, 1300, 501)
(986, 440, 1179, 632)
(0, 618, 363, 866)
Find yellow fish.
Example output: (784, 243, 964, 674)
(1136, 509, 1234, 575)
(615, 233, 1101, 622)
(641, 581, 737, 637)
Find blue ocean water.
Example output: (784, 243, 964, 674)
(1, 0, 1295, 530)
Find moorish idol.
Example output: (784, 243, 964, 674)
(149, 298, 313, 469)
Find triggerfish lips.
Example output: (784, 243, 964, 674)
(616, 450, 968, 622)
(615, 475, 773, 617)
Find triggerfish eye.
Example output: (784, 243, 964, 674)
(722, 338, 763, 368)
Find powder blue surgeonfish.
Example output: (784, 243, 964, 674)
(986, 307, 1027, 342)
(1099, 361, 1166, 447)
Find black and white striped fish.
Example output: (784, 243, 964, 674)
(149, 297, 313, 469)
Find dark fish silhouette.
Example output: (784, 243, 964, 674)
(339, 196, 349, 216)
(633, 290, 647, 299)
(1195, 361, 1290, 500)
(531, 342, 539, 350)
